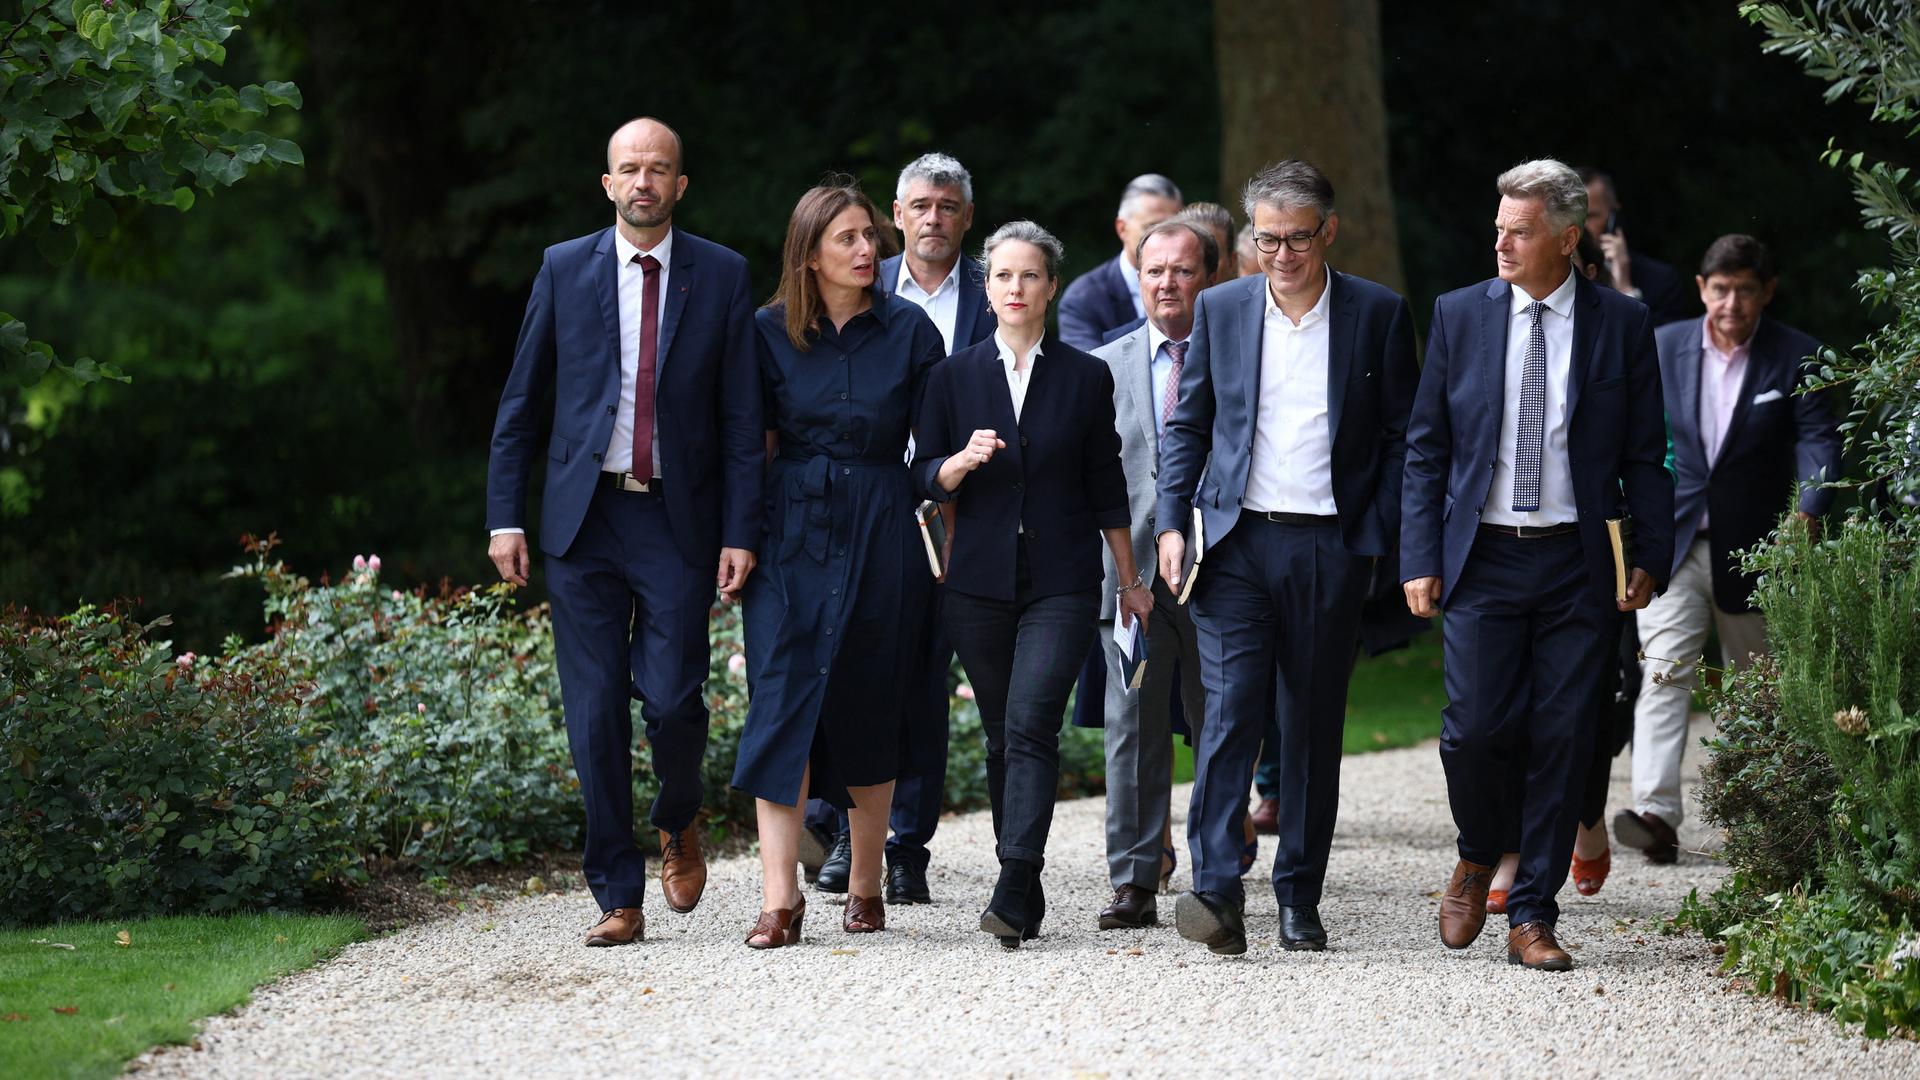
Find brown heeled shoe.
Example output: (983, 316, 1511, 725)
(844, 894, 885, 933)
(744, 894, 805, 949)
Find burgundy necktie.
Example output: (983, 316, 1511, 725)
(632, 253, 661, 479)
(1160, 339, 1188, 431)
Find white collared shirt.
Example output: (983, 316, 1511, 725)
(895, 258, 962, 354)
(606, 225, 673, 477)
(1146, 321, 1189, 442)
(996, 331, 1043, 422)
(1483, 268, 1578, 527)
(1118, 254, 1146, 319)
(1242, 275, 1337, 516)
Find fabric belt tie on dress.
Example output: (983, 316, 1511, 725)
(775, 451, 901, 564)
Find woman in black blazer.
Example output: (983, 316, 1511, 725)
(913, 220, 1152, 947)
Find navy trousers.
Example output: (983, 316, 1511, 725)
(1441, 530, 1616, 928)
(546, 484, 713, 911)
(805, 593, 952, 872)
(1189, 517, 1369, 904)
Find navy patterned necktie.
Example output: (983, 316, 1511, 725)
(1512, 300, 1546, 513)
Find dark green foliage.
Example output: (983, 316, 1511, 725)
(0, 604, 348, 925)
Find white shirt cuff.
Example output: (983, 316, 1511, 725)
(489, 527, 525, 537)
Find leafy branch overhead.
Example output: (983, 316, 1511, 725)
(0, 0, 302, 389)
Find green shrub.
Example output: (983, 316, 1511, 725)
(0, 606, 350, 926)
(1709, 886, 1920, 1040)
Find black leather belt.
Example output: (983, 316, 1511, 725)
(1479, 522, 1577, 539)
(1256, 511, 1338, 526)
(602, 471, 665, 495)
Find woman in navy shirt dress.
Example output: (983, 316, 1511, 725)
(734, 182, 945, 947)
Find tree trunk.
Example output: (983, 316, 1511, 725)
(1214, 0, 1405, 294)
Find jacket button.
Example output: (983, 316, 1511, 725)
(1014, 482, 1024, 492)
(606, 405, 616, 415)
(592, 452, 603, 462)
(1150, 469, 1157, 479)
(1020, 436, 1029, 447)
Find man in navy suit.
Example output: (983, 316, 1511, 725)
(486, 117, 763, 948)
(1579, 169, 1691, 326)
(1616, 234, 1841, 865)
(1402, 158, 1672, 971)
(1058, 173, 1183, 350)
(1155, 159, 1419, 955)
(803, 152, 996, 904)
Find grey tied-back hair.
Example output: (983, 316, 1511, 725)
(981, 220, 1065, 281)
(1117, 173, 1183, 220)
(1496, 159, 1588, 234)
(1241, 159, 1334, 223)
(896, 152, 973, 205)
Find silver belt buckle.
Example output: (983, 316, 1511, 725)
(614, 471, 653, 493)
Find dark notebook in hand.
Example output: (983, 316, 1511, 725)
(915, 500, 952, 579)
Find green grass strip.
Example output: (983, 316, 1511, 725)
(0, 913, 365, 1080)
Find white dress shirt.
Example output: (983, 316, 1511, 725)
(1697, 319, 1754, 529)
(996, 331, 1043, 422)
(1483, 268, 1578, 527)
(1118, 254, 1146, 319)
(895, 257, 962, 354)
(1146, 321, 1188, 442)
(492, 224, 670, 539)
(1242, 276, 1338, 516)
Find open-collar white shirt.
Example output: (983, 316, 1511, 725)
(1242, 274, 1337, 515)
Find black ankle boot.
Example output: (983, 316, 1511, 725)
(979, 858, 1039, 949)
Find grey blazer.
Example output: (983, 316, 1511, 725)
(1092, 323, 1173, 620)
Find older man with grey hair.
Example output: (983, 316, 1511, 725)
(1401, 157, 1671, 971)
(1059, 173, 1183, 349)
(1153, 158, 1418, 956)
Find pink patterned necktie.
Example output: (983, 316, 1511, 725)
(1160, 339, 1187, 431)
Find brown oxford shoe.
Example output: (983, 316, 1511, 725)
(583, 906, 645, 947)
(1250, 797, 1280, 835)
(1612, 809, 1679, 865)
(1097, 884, 1159, 930)
(1438, 859, 1494, 950)
(1507, 921, 1573, 971)
(659, 827, 707, 914)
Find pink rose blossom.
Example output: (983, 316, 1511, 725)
(417, 703, 427, 714)
(727, 653, 747, 676)
(956, 683, 975, 701)
(392, 590, 404, 600)
(368, 554, 382, 573)
(175, 653, 196, 668)
(352, 554, 367, 572)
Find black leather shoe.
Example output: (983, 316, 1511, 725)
(886, 856, 932, 905)
(1174, 890, 1247, 956)
(814, 829, 851, 894)
(797, 821, 834, 883)
(1098, 884, 1159, 930)
(979, 858, 1040, 949)
(1278, 904, 1327, 951)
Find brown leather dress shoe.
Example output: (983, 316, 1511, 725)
(1612, 809, 1679, 865)
(1439, 859, 1493, 949)
(745, 895, 806, 949)
(1250, 797, 1280, 835)
(1507, 921, 1573, 970)
(584, 907, 645, 947)
(1098, 884, 1159, 930)
(659, 827, 707, 913)
(844, 894, 885, 933)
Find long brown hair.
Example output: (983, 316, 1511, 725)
(766, 179, 883, 351)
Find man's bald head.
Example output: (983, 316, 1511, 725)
(606, 117, 684, 175)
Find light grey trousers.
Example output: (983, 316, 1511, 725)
(1101, 579, 1207, 891)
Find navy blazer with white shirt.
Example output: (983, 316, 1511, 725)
(1154, 269, 1420, 560)
(877, 253, 995, 350)
(486, 226, 764, 566)
(1401, 273, 1674, 607)
(1659, 315, 1841, 612)
(1058, 254, 1139, 351)
(914, 334, 1130, 602)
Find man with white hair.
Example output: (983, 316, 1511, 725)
(1400, 158, 1672, 971)
(1058, 173, 1183, 349)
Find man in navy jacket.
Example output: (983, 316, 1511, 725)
(1058, 173, 1183, 350)
(486, 118, 763, 948)
(1155, 160, 1419, 956)
(1402, 158, 1671, 971)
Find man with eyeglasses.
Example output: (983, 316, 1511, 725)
(1154, 159, 1418, 955)
(1615, 233, 1841, 866)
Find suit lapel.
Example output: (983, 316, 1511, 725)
(1479, 280, 1509, 453)
(594, 229, 622, 380)
(1326, 272, 1355, 442)
(658, 231, 696, 374)
(1241, 280, 1264, 455)
(1671, 318, 1707, 469)
(1566, 274, 1601, 419)
(1126, 331, 1158, 464)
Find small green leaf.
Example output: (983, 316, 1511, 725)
(170, 186, 195, 211)
(264, 138, 304, 166)
(33, 224, 79, 265)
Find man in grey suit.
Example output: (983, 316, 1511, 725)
(1091, 218, 1219, 930)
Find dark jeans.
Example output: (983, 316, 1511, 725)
(944, 575, 1100, 870)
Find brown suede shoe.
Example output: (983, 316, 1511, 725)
(1439, 859, 1493, 949)
(659, 827, 707, 913)
(1507, 921, 1573, 970)
(584, 906, 644, 947)
(1612, 809, 1679, 865)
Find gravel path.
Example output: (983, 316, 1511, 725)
(135, 715, 1920, 1078)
